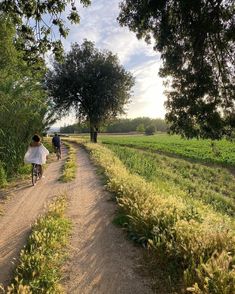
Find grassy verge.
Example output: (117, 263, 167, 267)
(82, 142, 235, 294)
(59, 142, 77, 182)
(0, 161, 7, 188)
(7, 195, 71, 294)
(42, 137, 55, 154)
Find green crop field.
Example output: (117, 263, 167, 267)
(101, 133, 235, 167)
(101, 133, 235, 217)
(106, 145, 235, 217)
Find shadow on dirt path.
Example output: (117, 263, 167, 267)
(62, 146, 153, 294)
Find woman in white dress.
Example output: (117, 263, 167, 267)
(24, 134, 49, 177)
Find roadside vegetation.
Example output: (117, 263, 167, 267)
(7, 195, 71, 293)
(59, 142, 77, 182)
(79, 141, 235, 293)
(101, 134, 235, 167)
(42, 137, 54, 154)
(0, 16, 53, 186)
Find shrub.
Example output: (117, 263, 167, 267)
(145, 125, 155, 135)
(136, 123, 145, 132)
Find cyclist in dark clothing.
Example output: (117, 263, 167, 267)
(52, 133, 61, 159)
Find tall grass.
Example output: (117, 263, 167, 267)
(59, 142, 77, 182)
(0, 161, 7, 187)
(107, 145, 235, 217)
(7, 196, 71, 293)
(82, 142, 235, 293)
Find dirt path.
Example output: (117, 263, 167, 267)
(62, 146, 153, 294)
(0, 144, 153, 293)
(0, 146, 68, 288)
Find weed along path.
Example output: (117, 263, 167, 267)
(0, 146, 68, 288)
(63, 145, 153, 294)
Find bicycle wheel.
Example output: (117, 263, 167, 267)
(32, 164, 38, 186)
(56, 147, 61, 160)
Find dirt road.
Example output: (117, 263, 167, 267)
(62, 146, 152, 293)
(0, 150, 67, 287)
(0, 144, 153, 293)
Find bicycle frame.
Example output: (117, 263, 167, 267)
(32, 163, 41, 186)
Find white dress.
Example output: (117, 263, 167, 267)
(24, 144, 49, 165)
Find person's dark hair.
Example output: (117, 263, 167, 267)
(54, 133, 58, 136)
(32, 134, 41, 142)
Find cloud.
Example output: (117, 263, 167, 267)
(127, 61, 166, 119)
(64, 0, 157, 63)
(54, 0, 167, 126)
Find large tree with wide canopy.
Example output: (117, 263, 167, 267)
(118, 0, 235, 139)
(46, 40, 134, 142)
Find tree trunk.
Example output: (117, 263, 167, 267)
(93, 125, 99, 143)
(94, 129, 98, 143)
(90, 125, 94, 142)
(89, 123, 98, 143)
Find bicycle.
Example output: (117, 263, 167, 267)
(55, 146, 61, 160)
(32, 163, 41, 186)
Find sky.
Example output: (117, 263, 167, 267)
(54, 0, 167, 127)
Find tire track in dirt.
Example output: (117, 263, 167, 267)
(0, 146, 68, 288)
(62, 146, 153, 294)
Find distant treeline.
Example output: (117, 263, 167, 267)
(60, 117, 168, 134)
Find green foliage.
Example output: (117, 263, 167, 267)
(118, 0, 235, 139)
(42, 137, 55, 154)
(136, 123, 145, 133)
(60, 117, 168, 134)
(107, 145, 235, 217)
(0, 0, 91, 62)
(81, 142, 235, 293)
(0, 16, 48, 177)
(46, 40, 135, 142)
(186, 251, 235, 294)
(60, 122, 90, 134)
(106, 117, 167, 133)
(101, 134, 235, 167)
(145, 125, 155, 135)
(0, 161, 7, 187)
(7, 196, 71, 293)
(17, 164, 32, 177)
(59, 142, 77, 182)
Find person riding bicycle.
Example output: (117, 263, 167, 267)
(24, 134, 49, 177)
(52, 133, 61, 159)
